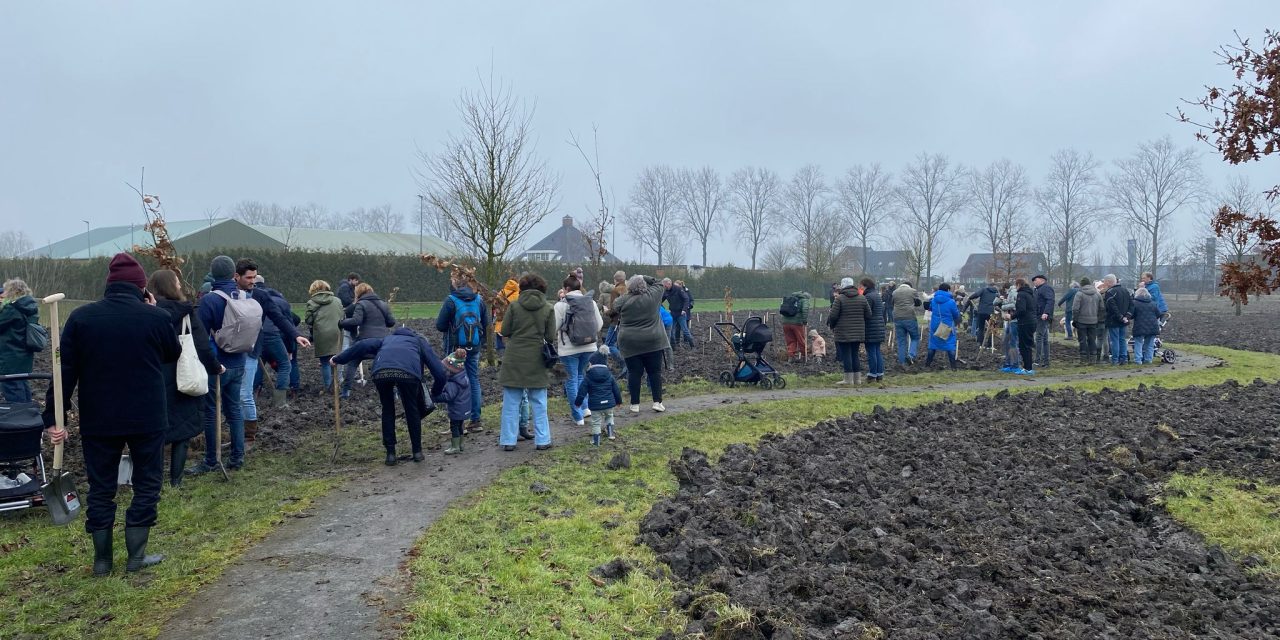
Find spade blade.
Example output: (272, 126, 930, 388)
(42, 470, 81, 526)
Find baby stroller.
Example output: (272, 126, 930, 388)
(1127, 316, 1176, 365)
(0, 373, 52, 515)
(713, 316, 786, 390)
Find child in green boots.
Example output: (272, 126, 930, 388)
(436, 349, 472, 454)
(575, 347, 622, 445)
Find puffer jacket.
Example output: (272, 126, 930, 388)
(1145, 281, 1169, 315)
(574, 361, 622, 411)
(493, 279, 520, 335)
(304, 291, 345, 357)
(927, 290, 961, 352)
(1127, 297, 1161, 337)
(156, 299, 222, 443)
(863, 288, 886, 343)
(340, 294, 397, 340)
(332, 327, 446, 394)
(1071, 285, 1103, 325)
(612, 279, 670, 359)
(827, 287, 871, 343)
(498, 289, 556, 389)
(0, 294, 39, 376)
(435, 369, 472, 421)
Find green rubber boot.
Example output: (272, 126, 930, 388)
(444, 437, 463, 455)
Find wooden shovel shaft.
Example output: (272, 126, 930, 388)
(215, 376, 222, 463)
(43, 294, 65, 471)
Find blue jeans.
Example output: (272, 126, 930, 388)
(560, 351, 592, 421)
(1134, 334, 1156, 364)
(1108, 327, 1129, 364)
(835, 341, 861, 373)
(669, 314, 694, 349)
(288, 349, 300, 389)
(501, 387, 549, 446)
(261, 334, 291, 391)
(203, 366, 245, 465)
(241, 357, 259, 421)
(1, 379, 32, 403)
(319, 356, 334, 389)
(465, 350, 481, 421)
(1063, 312, 1073, 339)
(1004, 320, 1018, 367)
(894, 319, 920, 363)
(866, 342, 884, 377)
(605, 326, 628, 376)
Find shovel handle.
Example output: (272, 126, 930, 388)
(52, 441, 63, 472)
(43, 295, 67, 454)
(42, 293, 66, 304)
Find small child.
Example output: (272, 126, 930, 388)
(808, 330, 826, 362)
(574, 347, 622, 445)
(435, 349, 472, 455)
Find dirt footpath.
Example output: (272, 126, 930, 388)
(156, 352, 1218, 640)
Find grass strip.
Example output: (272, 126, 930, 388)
(1164, 472, 1280, 579)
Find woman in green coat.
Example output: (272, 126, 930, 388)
(0, 278, 39, 403)
(497, 274, 556, 451)
(304, 280, 345, 392)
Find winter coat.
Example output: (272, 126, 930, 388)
(574, 362, 622, 411)
(304, 291, 344, 358)
(333, 327, 447, 395)
(779, 292, 811, 326)
(436, 286, 491, 351)
(1057, 288, 1079, 314)
(659, 306, 672, 329)
(927, 290, 961, 352)
(553, 291, 604, 356)
(493, 280, 520, 335)
(891, 284, 921, 322)
(340, 293, 397, 340)
(1103, 286, 1132, 329)
(863, 289, 886, 343)
(1071, 285, 1103, 325)
(827, 287, 871, 343)
(1014, 285, 1037, 328)
(973, 286, 1000, 315)
(0, 294, 38, 376)
(255, 286, 291, 337)
(336, 280, 356, 309)
(1145, 281, 1169, 315)
(1034, 284, 1056, 320)
(197, 279, 260, 368)
(497, 289, 556, 389)
(1127, 297, 1161, 337)
(663, 286, 690, 318)
(157, 299, 222, 443)
(435, 369, 472, 422)
(43, 283, 182, 436)
(612, 280, 670, 359)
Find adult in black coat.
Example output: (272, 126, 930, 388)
(860, 278, 887, 382)
(1013, 279, 1037, 372)
(44, 254, 182, 576)
(1102, 274, 1133, 365)
(147, 270, 223, 488)
(1032, 275, 1056, 368)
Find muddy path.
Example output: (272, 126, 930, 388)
(155, 351, 1219, 640)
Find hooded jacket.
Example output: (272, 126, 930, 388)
(197, 279, 264, 368)
(157, 298, 222, 443)
(574, 361, 622, 411)
(304, 290, 345, 357)
(436, 286, 490, 351)
(493, 279, 520, 336)
(1071, 285, 1104, 325)
(333, 327, 446, 395)
(497, 289, 556, 389)
(863, 288, 886, 343)
(1144, 280, 1169, 315)
(891, 284, 921, 322)
(779, 292, 811, 326)
(0, 294, 39, 375)
(341, 293, 397, 340)
(1127, 297, 1161, 337)
(927, 290, 961, 352)
(611, 279, 670, 359)
(827, 286, 871, 343)
(435, 369, 472, 421)
(1014, 284, 1037, 328)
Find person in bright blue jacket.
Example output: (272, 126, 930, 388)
(333, 327, 447, 465)
(574, 347, 622, 445)
(659, 304, 674, 371)
(1140, 272, 1169, 316)
(925, 283, 962, 370)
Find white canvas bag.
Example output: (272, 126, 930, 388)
(177, 315, 209, 396)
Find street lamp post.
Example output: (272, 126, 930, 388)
(417, 195, 425, 255)
(82, 220, 90, 258)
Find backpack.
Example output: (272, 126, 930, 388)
(560, 295, 598, 346)
(779, 294, 801, 318)
(212, 290, 264, 353)
(25, 321, 49, 352)
(451, 294, 483, 351)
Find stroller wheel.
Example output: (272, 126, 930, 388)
(1162, 349, 1176, 364)
(719, 371, 732, 387)
(775, 375, 787, 390)
(760, 376, 774, 390)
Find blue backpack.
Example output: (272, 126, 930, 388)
(451, 294, 483, 351)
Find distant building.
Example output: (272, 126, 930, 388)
(27, 218, 457, 258)
(520, 216, 621, 264)
(958, 252, 1049, 288)
(834, 246, 914, 281)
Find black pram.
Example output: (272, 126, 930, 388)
(712, 316, 786, 389)
(0, 373, 51, 514)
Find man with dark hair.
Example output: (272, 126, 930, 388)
(1013, 277, 1037, 374)
(1032, 275, 1055, 368)
(971, 280, 1000, 348)
(436, 274, 489, 432)
(45, 253, 182, 575)
(251, 272, 300, 411)
(661, 278, 695, 350)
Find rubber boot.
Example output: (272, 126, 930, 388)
(444, 437, 462, 455)
(271, 388, 289, 410)
(91, 529, 113, 576)
(124, 527, 163, 572)
(835, 373, 850, 386)
(170, 441, 188, 488)
(854, 372, 864, 385)
(517, 425, 534, 441)
(591, 434, 601, 447)
(244, 419, 258, 444)
(385, 447, 397, 466)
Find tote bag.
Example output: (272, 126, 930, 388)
(177, 315, 210, 396)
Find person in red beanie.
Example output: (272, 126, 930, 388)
(44, 252, 182, 576)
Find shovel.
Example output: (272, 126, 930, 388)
(212, 377, 230, 481)
(330, 373, 342, 463)
(118, 452, 133, 487)
(41, 293, 82, 525)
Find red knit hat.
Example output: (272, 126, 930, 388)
(106, 253, 147, 290)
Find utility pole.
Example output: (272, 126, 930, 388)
(417, 194, 425, 255)
(82, 220, 90, 258)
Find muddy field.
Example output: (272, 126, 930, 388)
(1161, 310, 1279, 355)
(641, 380, 1280, 639)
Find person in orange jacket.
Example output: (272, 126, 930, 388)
(493, 278, 521, 359)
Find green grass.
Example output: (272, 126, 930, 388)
(402, 343, 1280, 639)
(1163, 472, 1280, 579)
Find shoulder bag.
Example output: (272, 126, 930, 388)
(176, 315, 210, 396)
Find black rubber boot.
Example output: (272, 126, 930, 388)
(385, 448, 397, 466)
(91, 529, 113, 576)
(517, 426, 533, 441)
(170, 441, 188, 488)
(124, 527, 163, 572)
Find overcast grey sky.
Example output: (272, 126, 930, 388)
(1, 1, 1275, 274)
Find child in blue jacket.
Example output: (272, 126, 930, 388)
(574, 347, 622, 446)
(435, 348, 472, 455)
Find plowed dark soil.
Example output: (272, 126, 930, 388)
(641, 379, 1280, 639)
(1161, 310, 1280, 355)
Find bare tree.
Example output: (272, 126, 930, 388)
(1106, 136, 1205, 278)
(896, 153, 968, 283)
(726, 166, 782, 269)
(967, 159, 1031, 284)
(760, 238, 796, 271)
(675, 166, 725, 267)
(416, 74, 560, 285)
(783, 164, 843, 281)
(1037, 149, 1102, 286)
(664, 234, 688, 267)
(837, 164, 895, 275)
(0, 230, 32, 258)
(568, 126, 615, 267)
(626, 165, 680, 266)
(341, 204, 404, 234)
(893, 225, 928, 287)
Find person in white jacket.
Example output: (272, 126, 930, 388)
(553, 275, 604, 425)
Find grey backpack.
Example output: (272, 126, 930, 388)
(560, 295, 598, 346)
(212, 290, 264, 353)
